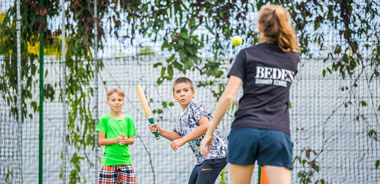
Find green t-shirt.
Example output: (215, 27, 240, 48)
(96, 114, 137, 166)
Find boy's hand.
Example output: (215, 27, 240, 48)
(148, 123, 160, 134)
(171, 138, 186, 152)
(200, 134, 213, 157)
(118, 134, 127, 145)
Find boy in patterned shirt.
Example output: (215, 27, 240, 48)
(149, 77, 228, 184)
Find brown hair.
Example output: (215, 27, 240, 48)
(173, 77, 194, 93)
(258, 5, 299, 52)
(106, 88, 125, 99)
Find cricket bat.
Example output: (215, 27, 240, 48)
(135, 85, 160, 140)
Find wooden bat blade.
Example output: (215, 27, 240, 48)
(135, 85, 160, 140)
(135, 85, 153, 119)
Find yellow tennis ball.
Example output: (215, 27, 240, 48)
(232, 36, 243, 46)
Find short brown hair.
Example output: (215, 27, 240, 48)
(106, 88, 125, 99)
(173, 77, 194, 93)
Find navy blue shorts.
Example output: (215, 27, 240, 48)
(227, 128, 293, 169)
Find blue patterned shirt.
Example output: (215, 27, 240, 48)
(174, 101, 228, 165)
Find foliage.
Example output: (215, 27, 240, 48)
(219, 168, 227, 184)
(1, 0, 105, 182)
(5, 169, 13, 184)
(0, 0, 59, 121)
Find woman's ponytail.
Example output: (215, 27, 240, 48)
(258, 5, 299, 52)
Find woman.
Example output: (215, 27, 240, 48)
(200, 5, 299, 184)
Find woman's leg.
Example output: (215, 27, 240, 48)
(229, 163, 255, 184)
(263, 165, 291, 184)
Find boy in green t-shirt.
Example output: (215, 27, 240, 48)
(96, 88, 137, 184)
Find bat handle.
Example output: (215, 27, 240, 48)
(148, 118, 160, 140)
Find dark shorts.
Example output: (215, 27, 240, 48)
(188, 157, 227, 184)
(98, 165, 136, 184)
(227, 128, 293, 169)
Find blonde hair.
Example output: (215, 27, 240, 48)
(258, 5, 299, 52)
(106, 88, 125, 99)
(173, 77, 194, 93)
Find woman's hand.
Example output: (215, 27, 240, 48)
(200, 134, 213, 157)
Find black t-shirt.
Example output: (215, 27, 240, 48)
(227, 43, 299, 135)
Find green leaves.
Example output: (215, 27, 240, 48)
(69, 152, 85, 184)
(367, 129, 378, 142)
(1, 1, 102, 183)
(152, 101, 175, 115)
(133, 1, 256, 84)
(294, 148, 324, 184)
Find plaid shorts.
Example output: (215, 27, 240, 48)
(98, 165, 136, 184)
